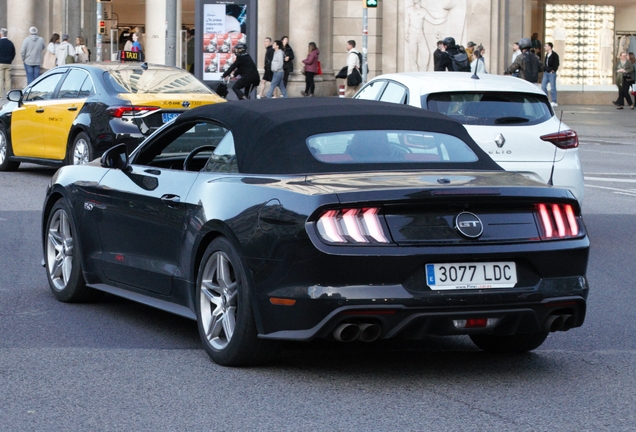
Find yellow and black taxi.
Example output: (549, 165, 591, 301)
(0, 63, 225, 171)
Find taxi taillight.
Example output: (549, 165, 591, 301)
(536, 203, 580, 239)
(107, 106, 160, 118)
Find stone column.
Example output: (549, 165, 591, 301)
(257, 0, 277, 73)
(8, 0, 36, 88)
(146, 0, 166, 64)
(288, 0, 320, 92)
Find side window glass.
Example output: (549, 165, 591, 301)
(58, 69, 89, 99)
(134, 121, 231, 171)
(202, 132, 237, 173)
(379, 82, 408, 104)
(78, 77, 95, 98)
(23, 74, 64, 102)
(354, 80, 385, 101)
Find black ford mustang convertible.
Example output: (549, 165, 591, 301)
(42, 98, 589, 366)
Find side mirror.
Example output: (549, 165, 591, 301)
(6, 90, 23, 103)
(100, 144, 131, 171)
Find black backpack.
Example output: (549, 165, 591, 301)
(522, 51, 539, 83)
(449, 48, 471, 72)
(353, 51, 368, 74)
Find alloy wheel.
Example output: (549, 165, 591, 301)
(0, 130, 6, 165)
(73, 138, 90, 165)
(199, 251, 238, 351)
(46, 209, 74, 291)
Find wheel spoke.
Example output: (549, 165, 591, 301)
(223, 306, 236, 340)
(48, 229, 63, 250)
(62, 256, 73, 284)
(51, 255, 64, 279)
(217, 254, 232, 289)
(208, 309, 225, 339)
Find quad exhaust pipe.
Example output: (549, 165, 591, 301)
(545, 314, 576, 332)
(333, 323, 382, 342)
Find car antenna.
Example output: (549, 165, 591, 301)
(547, 109, 564, 186)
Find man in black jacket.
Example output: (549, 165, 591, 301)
(433, 40, 445, 71)
(257, 37, 274, 99)
(222, 43, 260, 100)
(541, 42, 560, 106)
(438, 37, 470, 72)
(0, 28, 16, 96)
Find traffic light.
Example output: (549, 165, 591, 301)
(363, 0, 378, 7)
(99, 21, 106, 34)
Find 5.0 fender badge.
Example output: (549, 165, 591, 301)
(454, 212, 484, 239)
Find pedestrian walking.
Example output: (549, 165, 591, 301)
(344, 40, 362, 98)
(281, 36, 294, 90)
(266, 40, 287, 98)
(55, 34, 75, 66)
(301, 42, 319, 97)
(42, 33, 59, 70)
(20, 26, 46, 84)
(0, 28, 16, 96)
(612, 51, 634, 109)
(221, 43, 260, 100)
(541, 42, 560, 106)
(257, 37, 274, 99)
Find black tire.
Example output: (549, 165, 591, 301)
(195, 237, 279, 366)
(0, 124, 20, 171)
(44, 200, 101, 302)
(470, 331, 549, 353)
(67, 132, 93, 165)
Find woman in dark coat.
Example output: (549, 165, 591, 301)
(301, 42, 319, 97)
(221, 43, 260, 100)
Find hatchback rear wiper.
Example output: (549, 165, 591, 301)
(495, 116, 529, 124)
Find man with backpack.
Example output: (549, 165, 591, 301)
(505, 37, 543, 83)
(344, 40, 363, 97)
(439, 37, 471, 72)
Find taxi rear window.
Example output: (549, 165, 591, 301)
(104, 69, 213, 94)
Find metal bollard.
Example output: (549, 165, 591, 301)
(339, 85, 345, 98)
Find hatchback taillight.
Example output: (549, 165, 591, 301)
(107, 106, 160, 118)
(540, 130, 579, 149)
(536, 203, 580, 239)
(316, 207, 389, 244)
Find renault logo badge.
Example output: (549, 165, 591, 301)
(455, 212, 484, 239)
(495, 133, 506, 148)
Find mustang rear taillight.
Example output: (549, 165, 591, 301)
(540, 130, 579, 149)
(316, 207, 389, 244)
(107, 106, 160, 118)
(536, 203, 580, 239)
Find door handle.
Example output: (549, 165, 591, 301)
(36, 108, 44, 113)
(144, 168, 161, 175)
(160, 194, 181, 208)
(67, 106, 78, 111)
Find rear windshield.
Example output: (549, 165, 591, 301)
(425, 92, 552, 126)
(105, 69, 213, 94)
(306, 130, 478, 164)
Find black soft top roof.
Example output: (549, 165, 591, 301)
(176, 98, 502, 174)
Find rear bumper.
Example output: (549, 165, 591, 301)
(256, 272, 588, 341)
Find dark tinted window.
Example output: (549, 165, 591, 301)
(58, 69, 89, 99)
(24, 74, 64, 101)
(426, 92, 553, 126)
(79, 75, 95, 97)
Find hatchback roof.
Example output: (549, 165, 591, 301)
(370, 72, 546, 95)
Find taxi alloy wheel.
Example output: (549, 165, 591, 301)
(69, 132, 93, 165)
(0, 124, 20, 171)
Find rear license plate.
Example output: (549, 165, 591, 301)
(425, 262, 517, 290)
(162, 112, 180, 123)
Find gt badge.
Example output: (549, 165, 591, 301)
(454, 212, 483, 239)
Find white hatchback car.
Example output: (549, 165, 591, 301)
(354, 72, 584, 204)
